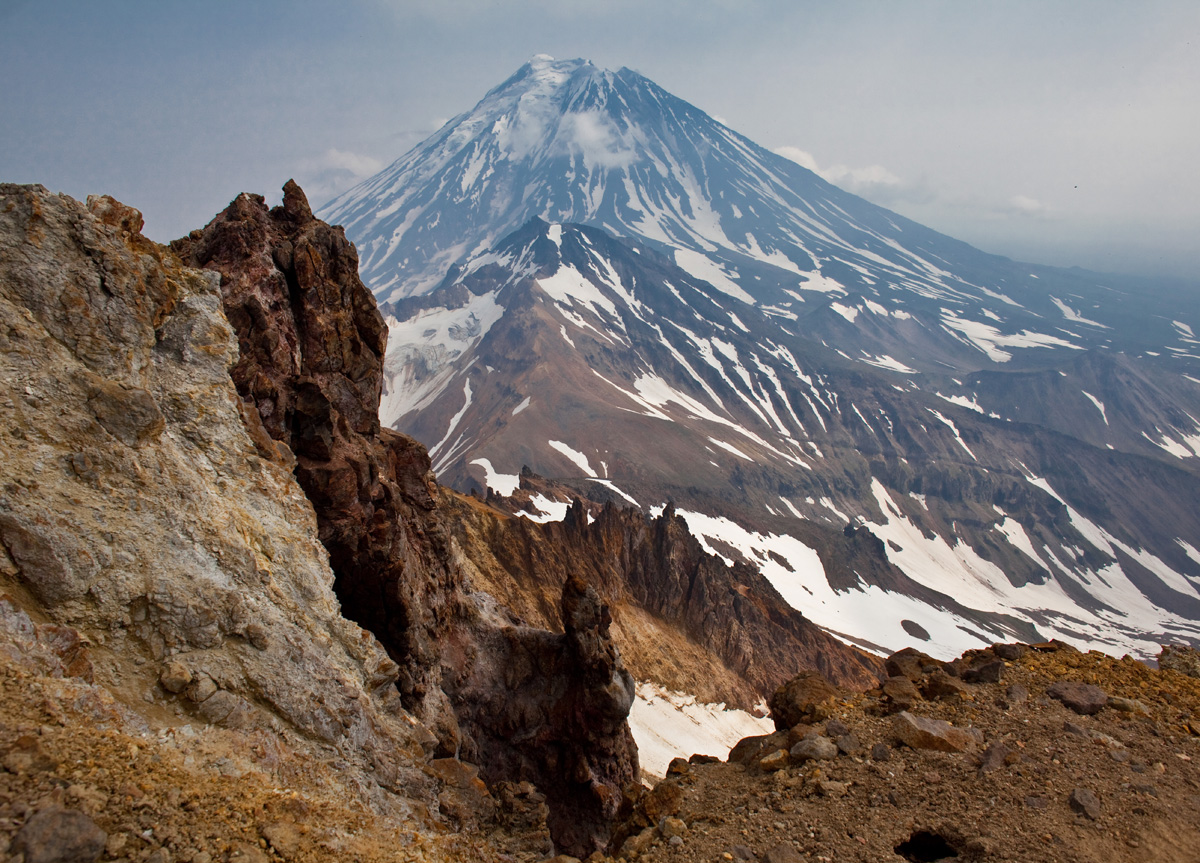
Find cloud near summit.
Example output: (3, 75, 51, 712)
(773, 146, 920, 206)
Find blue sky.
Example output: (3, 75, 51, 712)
(2, 0, 1197, 279)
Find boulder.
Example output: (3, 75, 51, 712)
(1069, 787, 1101, 819)
(881, 676, 922, 713)
(892, 711, 981, 752)
(12, 807, 106, 863)
(789, 736, 838, 763)
(768, 670, 841, 729)
(757, 749, 790, 772)
(835, 734, 864, 757)
(885, 647, 940, 681)
(1046, 681, 1109, 715)
(763, 843, 804, 863)
(921, 671, 973, 701)
(962, 659, 1004, 684)
(158, 660, 192, 694)
(1107, 696, 1150, 715)
(978, 742, 1012, 774)
(1158, 644, 1200, 679)
(728, 733, 785, 766)
(992, 643, 1028, 661)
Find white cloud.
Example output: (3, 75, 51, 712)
(320, 148, 384, 179)
(774, 145, 919, 204)
(1005, 194, 1050, 218)
(554, 109, 638, 169)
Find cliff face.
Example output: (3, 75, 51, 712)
(171, 183, 637, 856)
(171, 181, 461, 744)
(0, 184, 435, 820)
(446, 490, 885, 709)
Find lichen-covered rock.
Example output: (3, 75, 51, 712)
(1159, 644, 1200, 679)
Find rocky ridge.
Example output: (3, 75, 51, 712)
(170, 182, 638, 856)
(443, 483, 884, 707)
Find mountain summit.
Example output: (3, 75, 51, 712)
(320, 58, 1200, 663)
(323, 55, 940, 312)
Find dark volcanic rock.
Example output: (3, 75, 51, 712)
(446, 577, 638, 856)
(173, 184, 454, 725)
(1046, 680, 1109, 715)
(1068, 787, 1101, 819)
(885, 647, 940, 681)
(962, 658, 1005, 684)
(12, 807, 106, 863)
(993, 643, 1028, 661)
(174, 183, 635, 856)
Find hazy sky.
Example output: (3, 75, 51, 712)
(2, 1, 1197, 279)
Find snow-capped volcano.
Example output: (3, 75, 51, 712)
(321, 56, 1200, 661)
(323, 55, 1195, 375)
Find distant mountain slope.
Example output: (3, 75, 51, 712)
(321, 56, 1200, 376)
(319, 57, 1200, 661)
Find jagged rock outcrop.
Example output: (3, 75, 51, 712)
(171, 180, 460, 744)
(172, 182, 637, 855)
(0, 184, 435, 817)
(446, 491, 885, 709)
(448, 576, 638, 855)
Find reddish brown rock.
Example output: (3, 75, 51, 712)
(446, 577, 638, 856)
(880, 675, 923, 713)
(892, 711, 981, 752)
(885, 647, 940, 681)
(768, 670, 842, 730)
(174, 183, 636, 856)
(1046, 680, 1108, 715)
(921, 671, 973, 701)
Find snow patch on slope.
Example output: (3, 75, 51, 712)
(548, 439, 598, 476)
(628, 681, 773, 778)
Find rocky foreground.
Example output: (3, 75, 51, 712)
(609, 642, 1200, 863)
(4, 618, 1200, 863)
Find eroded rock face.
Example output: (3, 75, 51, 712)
(0, 184, 434, 817)
(173, 183, 637, 855)
(449, 577, 638, 856)
(172, 181, 460, 742)
(447, 493, 885, 708)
